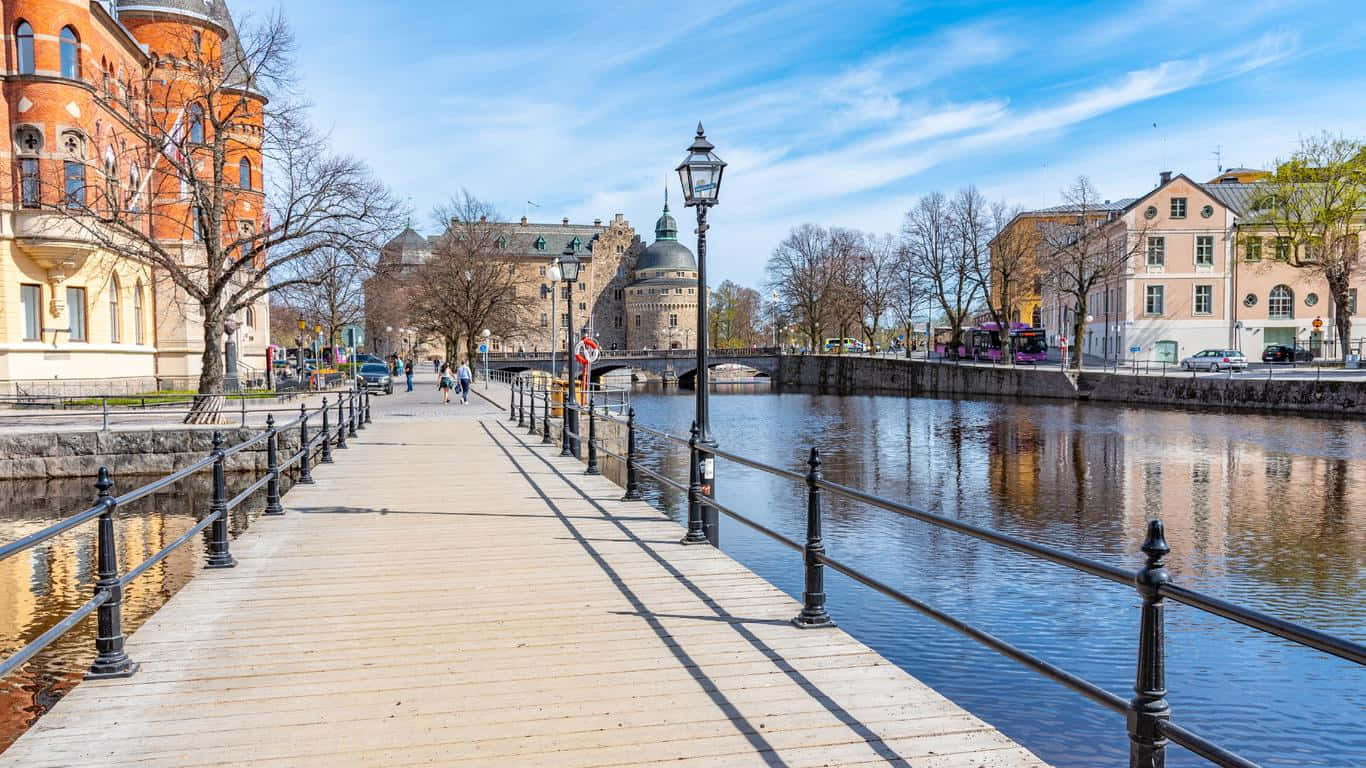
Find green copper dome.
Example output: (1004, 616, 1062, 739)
(636, 198, 695, 273)
(654, 201, 678, 242)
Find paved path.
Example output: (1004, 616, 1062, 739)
(0, 378, 1047, 767)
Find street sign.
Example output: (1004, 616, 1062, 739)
(478, 343, 488, 354)
(1312, 317, 1323, 330)
(1129, 345, 1141, 354)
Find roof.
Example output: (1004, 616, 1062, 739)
(116, 0, 227, 30)
(633, 200, 695, 274)
(382, 220, 613, 266)
(1198, 182, 1264, 215)
(207, 1, 254, 92)
(1027, 198, 1137, 215)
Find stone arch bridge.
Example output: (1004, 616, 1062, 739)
(488, 348, 782, 388)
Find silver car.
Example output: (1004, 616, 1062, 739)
(1180, 349, 1247, 372)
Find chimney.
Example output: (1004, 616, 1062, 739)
(520, 216, 527, 226)
(594, 218, 602, 227)
(449, 217, 458, 228)
(562, 217, 569, 226)
(1159, 170, 1172, 185)
(479, 214, 486, 223)
(614, 213, 624, 223)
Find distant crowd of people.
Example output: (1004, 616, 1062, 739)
(381, 353, 474, 404)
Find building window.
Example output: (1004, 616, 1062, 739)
(540, 313, 548, 327)
(64, 161, 86, 209)
(1305, 293, 1319, 307)
(578, 302, 585, 311)
(561, 286, 569, 300)
(534, 236, 546, 251)
(613, 316, 622, 328)
(688, 288, 695, 295)
(613, 288, 623, 300)
(128, 167, 141, 212)
(616, 244, 623, 254)
(188, 104, 205, 144)
(108, 278, 121, 342)
(1349, 289, 1358, 315)
(192, 30, 202, 52)
(1170, 197, 1187, 219)
(634, 315, 641, 328)
(1268, 285, 1293, 319)
(1245, 237, 1262, 262)
(561, 313, 568, 328)
(21, 285, 41, 340)
(15, 22, 35, 75)
(1195, 236, 1213, 267)
(1144, 285, 1164, 315)
(134, 282, 145, 344)
(20, 158, 40, 208)
(239, 158, 252, 189)
(676, 288, 683, 294)
(60, 27, 80, 80)
(538, 266, 546, 276)
(1243, 293, 1258, 308)
(669, 314, 678, 327)
(578, 282, 585, 291)
(1274, 237, 1292, 261)
(192, 206, 204, 241)
(1146, 237, 1164, 267)
(1194, 285, 1212, 315)
(67, 287, 87, 341)
(571, 236, 581, 251)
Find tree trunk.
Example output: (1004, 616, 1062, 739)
(186, 304, 226, 424)
(1069, 302, 1086, 371)
(1329, 276, 1353, 358)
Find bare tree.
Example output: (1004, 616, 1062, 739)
(981, 202, 1038, 333)
(903, 192, 978, 354)
(406, 193, 536, 365)
(858, 233, 900, 350)
(891, 242, 930, 357)
(275, 246, 372, 359)
(1246, 133, 1366, 357)
(34, 9, 401, 421)
(709, 280, 764, 348)
(1037, 176, 1145, 369)
(766, 224, 837, 349)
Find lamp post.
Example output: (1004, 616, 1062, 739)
(548, 260, 562, 377)
(482, 328, 491, 388)
(557, 246, 582, 455)
(676, 121, 726, 532)
(770, 290, 781, 350)
(296, 319, 306, 383)
(314, 324, 323, 363)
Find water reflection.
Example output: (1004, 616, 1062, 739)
(628, 386, 1365, 768)
(0, 472, 285, 750)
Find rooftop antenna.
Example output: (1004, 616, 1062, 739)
(1213, 145, 1223, 174)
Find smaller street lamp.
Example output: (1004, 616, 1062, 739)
(481, 328, 491, 388)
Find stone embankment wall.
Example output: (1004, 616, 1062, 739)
(0, 427, 302, 480)
(776, 355, 1366, 416)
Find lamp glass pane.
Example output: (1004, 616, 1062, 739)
(676, 166, 694, 205)
(560, 256, 581, 282)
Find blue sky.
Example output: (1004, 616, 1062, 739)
(237, 0, 1365, 288)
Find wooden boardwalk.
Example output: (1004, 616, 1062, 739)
(0, 386, 1048, 767)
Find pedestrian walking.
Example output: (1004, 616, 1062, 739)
(438, 362, 454, 404)
(456, 359, 473, 404)
(433, 359, 440, 375)
(405, 360, 414, 392)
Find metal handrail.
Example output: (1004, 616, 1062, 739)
(549, 406, 1365, 768)
(0, 386, 374, 684)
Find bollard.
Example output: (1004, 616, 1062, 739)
(681, 421, 708, 544)
(560, 400, 573, 457)
(321, 400, 334, 464)
(364, 389, 372, 424)
(528, 378, 539, 436)
(1128, 519, 1172, 768)
(585, 395, 600, 475)
(541, 382, 552, 444)
(358, 389, 367, 431)
(793, 447, 835, 628)
(298, 404, 315, 484)
(336, 394, 348, 449)
(621, 407, 642, 501)
(264, 414, 284, 516)
(86, 466, 138, 678)
(518, 379, 527, 427)
(205, 431, 237, 569)
(348, 391, 358, 437)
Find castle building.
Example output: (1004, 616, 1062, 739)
(367, 199, 703, 358)
(0, 0, 270, 391)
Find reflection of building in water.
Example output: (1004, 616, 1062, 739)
(0, 484, 201, 750)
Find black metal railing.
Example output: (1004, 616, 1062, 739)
(0, 387, 374, 682)
(518, 392, 1364, 768)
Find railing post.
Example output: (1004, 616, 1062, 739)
(793, 447, 835, 628)
(528, 378, 539, 436)
(560, 399, 573, 457)
(205, 431, 237, 569)
(298, 403, 315, 483)
(585, 395, 600, 475)
(102, 396, 109, 431)
(86, 466, 137, 679)
(541, 382, 552, 444)
(264, 414, 284, 516)
(357, 389, 366, 431)
(320, 400, 333, 464)
(335, 394, 348, 449)
(1128, 519, 1172, 768)
(621, 407, 642, 501)
(510, 378, 518, 421)
(348, 390, 358, 437)
(365, 388, 373, 424)
(518, 378, 527, 427)
(681, 421, 708, 544)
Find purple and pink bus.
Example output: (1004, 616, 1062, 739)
(970, 322, 1049, 363)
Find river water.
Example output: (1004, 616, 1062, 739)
(613, 383, 1364, 768)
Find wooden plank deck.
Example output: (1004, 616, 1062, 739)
(0, 387, 1049, 767)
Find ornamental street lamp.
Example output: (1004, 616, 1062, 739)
(676, 122, 726, 514)
(296, 319, 307, 383)
(548, 261, 562, 376)
(314, 324, 323, 362)
(482, 328, 491, 388)
(557, 246, 582, 456)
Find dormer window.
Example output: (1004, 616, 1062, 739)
(534, 236, 546, 251)
(496, 236, 507, 249)
(571, 236, 582, 251)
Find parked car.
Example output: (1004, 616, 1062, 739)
(1261, 344, 1313, 363)
(822, 337, 867, 353)
(356, 362, 393, 394)
(356, 354, 385, 366)
(1180, 349, 1247, 372)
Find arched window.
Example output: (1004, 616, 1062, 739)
(1268, 285, 1294, 319)
(60, 27, 80, 80)
(108, 277, 121, 343)
(133, 281, 145, 344)
(245, 306, 255, 327)
(188, 104, 204, 143)
(238, 157, 251, 189)
(127, 166, 141, 212)
(15, 22, 34, 75)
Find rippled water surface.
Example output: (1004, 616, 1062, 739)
(616, 384, 1365, 768)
